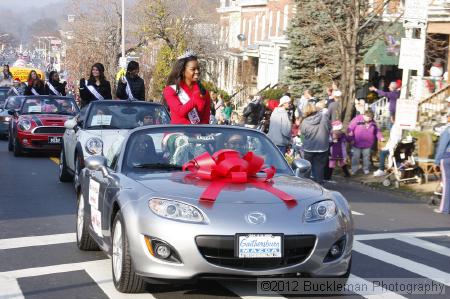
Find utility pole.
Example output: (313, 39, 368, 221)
(120, 0, 126, 68)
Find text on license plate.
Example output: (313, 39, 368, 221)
(48, 137, 62, 144)
(237, 234, 282, 258)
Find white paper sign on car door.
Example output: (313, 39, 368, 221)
(90, 115, 112, 126)
(91, 206, 102, 237)
(89, 179, 100, 209)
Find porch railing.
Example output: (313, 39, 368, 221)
(417, 84, 450, 130)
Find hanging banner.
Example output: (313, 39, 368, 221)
(395, 99, 419, 129)
(398, 38, 425, 71)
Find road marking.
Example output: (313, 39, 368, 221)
(84, 259, 154, 298)
(353, 240, 450, 287)
(355, 230, 450, 241)
(396, 236, 450, 258)
(0, 277, 25, 299)
(352, 210, 365, 215)
(49, 157, 60, 165)
(348, 274, 408, 299)
(0, 233, 75, 250)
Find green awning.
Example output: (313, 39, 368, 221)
(364, 23, 404, 66)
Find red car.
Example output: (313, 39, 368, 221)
(8, 96, 79, 156)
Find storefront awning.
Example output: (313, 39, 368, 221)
(364, 23, 403, 66)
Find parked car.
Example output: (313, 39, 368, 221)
(59, 100, 170, 186)
(0, 95, 25, 139)
(76, 125, 353, 293)
(8, 96, 79, 156)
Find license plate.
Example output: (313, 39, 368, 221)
(236, 234, 283, 258)
(48, 136, 62, 144)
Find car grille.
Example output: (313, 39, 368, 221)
(33, 126, 65, 134)
(195, 235, 316, 270)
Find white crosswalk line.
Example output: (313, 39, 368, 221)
(0, 233, 75, 250)
(348, 274, 408, 299)
(355, 230, 450, 241)
(353, 240, 450, 287)
(84, 259, 154, 299)
(0, 276, 25, 299)
(396, 236, 450, 258)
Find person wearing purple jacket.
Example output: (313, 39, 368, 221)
(369, 82, 399, 123)
(348, 110, 384, 174)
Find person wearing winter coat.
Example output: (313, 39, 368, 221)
(116, 61, 145, 101)
(300, 103, 331, 184)
(329, 120, 350, 178)
(24, 70, 47, 95)
(369, 81, 400, 123)
(347, 109, 384, 175)
(162, 50, 210, 124)
(243, 95, 264, 128)
(267, 95, 292, 154)
(434, 123, 450, 214)
(45, 71, 66, 96)
(79, 63, 112, 107)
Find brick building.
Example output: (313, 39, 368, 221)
(216, 0, 293, 101)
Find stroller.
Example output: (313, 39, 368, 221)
(381, 139, 423, 188)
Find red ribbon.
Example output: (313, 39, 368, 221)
(182, 150, 297, 208)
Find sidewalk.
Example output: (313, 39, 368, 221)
(332, 169, 440, 203)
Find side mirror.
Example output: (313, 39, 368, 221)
(64, 118, 78, 130)
(85, 155, 109, 177)
(292, 158, 311, 179)
(7, 109, 16, 116)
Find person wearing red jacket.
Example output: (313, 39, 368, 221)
(163, 50, 210, 124)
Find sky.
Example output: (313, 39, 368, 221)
(0, 0, 62, 9)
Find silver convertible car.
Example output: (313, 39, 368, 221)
(76, 125, 353, 293)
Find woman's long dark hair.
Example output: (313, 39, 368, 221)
(48, 71, 58, 83)
(3, 64, 12, 79)
(27, 70, 38, 82)
(88, 63, 107, 84)
(166, 56, 198, 94)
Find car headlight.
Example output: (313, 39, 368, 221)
(149, 198, 206, 223)
(4, 116, 11, 122)
(85, 137, 103, 155)
(304, 200, 337, 222)
(18, 119, 31, 131)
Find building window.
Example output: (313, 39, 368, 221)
(268, 10, 273, 37)
(255, 14, 259, 41)
(248, 19, 253, 45)
(261, 14, 266, 40)
(283, 5, 289, 32)
(276, 11, 281, 36)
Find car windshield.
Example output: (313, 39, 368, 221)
(122, 127, 292, 175)
(20, 97, 78, 115)
(5, 97, 24, 110)
(85, 102, 170, 130)
(0, 89, 8, 101)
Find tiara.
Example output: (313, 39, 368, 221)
(177, 49, 197, 60)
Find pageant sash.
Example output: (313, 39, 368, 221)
(85, 80, 104, 101)
(170, 85, 200, 124)
(47, 82, 61, 96)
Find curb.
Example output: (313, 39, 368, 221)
(333, 175, 435, 204)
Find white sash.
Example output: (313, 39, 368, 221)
(85, 80, 104, 101)
(12, 87, 19, 95)
(47, 82, 61, 96)
(170, 85, 200, 124)
(123, 76, 137, 101)
(31, 88, 39, 96)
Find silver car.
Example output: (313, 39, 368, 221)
(59, 100, 170, 186)
(76, 125, 353, 293)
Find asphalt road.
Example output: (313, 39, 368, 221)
(0, 139, 449, 299)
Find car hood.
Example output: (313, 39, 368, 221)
(21, 114, 72, 126)
(130, 172, 323, 205)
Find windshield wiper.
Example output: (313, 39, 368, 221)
(133, 163, 181, 170)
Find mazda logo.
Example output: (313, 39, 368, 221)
(246, 212, 266, 225)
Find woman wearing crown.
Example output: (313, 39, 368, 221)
(163, 50, 211, 124)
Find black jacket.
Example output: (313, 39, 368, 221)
(116, 75, 145, 101)
(243, 101, 264, 126)
(45, 80, 67, 96)
(24, 81, 47, 96)
(79, 78, 112, 107)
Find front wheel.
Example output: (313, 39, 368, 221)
(76, 192, 99, 251)
(59, 148, 73, 182)
(112, 211, 146, 293)
(13, 136, 22, 157)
